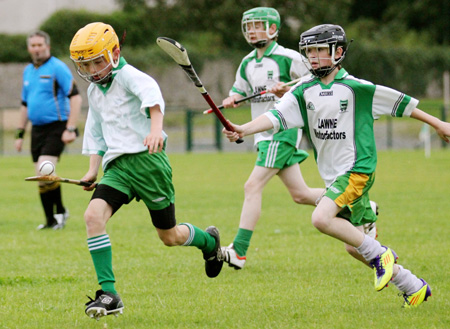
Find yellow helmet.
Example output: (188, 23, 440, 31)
(70, 22, 120, 83)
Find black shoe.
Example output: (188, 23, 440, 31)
(85, 289, 124, 320)
(203, 226, 224, 278)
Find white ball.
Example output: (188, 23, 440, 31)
(39, 161, 55, 176)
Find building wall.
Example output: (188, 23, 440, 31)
(0, 0, 119, 34)
(0, 59, 236, 112)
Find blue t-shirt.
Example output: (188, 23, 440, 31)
(21, 56, 74, 126)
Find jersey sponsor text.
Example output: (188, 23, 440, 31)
(313, 129, 346, 140)
(251, 95, 276, 103)
(318, 118, 337, 129)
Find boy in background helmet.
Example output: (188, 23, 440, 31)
(221, 7, 325, 270)
(223, 24, 450, 307)
(70, 22, 224, 320)
(222, 8, 378, 270)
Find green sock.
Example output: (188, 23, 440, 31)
(87, 234, 117, 295)
(233, 228, 253, 256)
(180, 223, 216, 254)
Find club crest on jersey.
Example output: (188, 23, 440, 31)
(340, 100, 348, 112)
(267, 71, 273, 80)
(307, 102, 315, 111)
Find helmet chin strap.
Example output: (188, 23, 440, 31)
(88, 62, 114, 85)
(313, 66, 335, 78)
(251, 40, 268, 48)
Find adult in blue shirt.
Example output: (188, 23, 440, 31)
(15, 30, 82, 230)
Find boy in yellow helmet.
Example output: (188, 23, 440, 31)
(70, 22, 224, 319)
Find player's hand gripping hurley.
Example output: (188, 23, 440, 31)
(156, 37, 244, 144)
(202, 77, 302, 115)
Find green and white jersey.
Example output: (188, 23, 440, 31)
(266, 68, 419, 187)
(230, 41, 309, 147)
(82, 57, 166, 170)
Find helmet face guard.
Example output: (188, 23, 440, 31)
(242, 7, 280, 48)
(299, 24, 348, 78)
(72, 55, 113, 84)
(70, 22, 120, 84)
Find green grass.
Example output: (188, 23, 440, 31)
(1, 150, 450, 328)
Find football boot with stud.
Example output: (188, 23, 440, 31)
(401, 279, 431, 308)
(203, 226, 224, 278)
(85, 289, 124, 320)
(222, 243, 247, 270)
(370, 247, 398, 291)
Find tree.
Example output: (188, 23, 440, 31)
(387, 0, 450, 46)
(349, 0, 449, 46)
(115, 0, 148, 12)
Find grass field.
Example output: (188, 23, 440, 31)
(1, 150, 450, 328)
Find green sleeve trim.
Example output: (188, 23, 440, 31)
(395, 94, 412, 117)
(268, 109, 286, 132)
(97, 150, 105, 156)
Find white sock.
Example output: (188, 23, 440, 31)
(355, 235, 385, 262)
(391, 265, 424, 295)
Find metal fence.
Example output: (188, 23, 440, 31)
(1, 106, 448, 157)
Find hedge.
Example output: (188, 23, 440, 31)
(1, 9, 448, 97)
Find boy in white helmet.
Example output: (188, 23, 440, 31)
(222, 24, 450, 307)
(221, 8, 376, 271)
(70, 22, 223, 320)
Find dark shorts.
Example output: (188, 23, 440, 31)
(92, 183, 177, 230)
(31, 121, 67, 162)
(100, 151, 175, 211)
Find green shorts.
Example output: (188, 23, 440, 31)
(324, 172, 377, 226)
(255, 140, 309, 169)
(100, 151, 175, 211)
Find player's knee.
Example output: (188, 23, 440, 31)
(311, 210, 328, 233)
(84, 209, 104, 232)
(291, 192, 310, 205)
(243, 179, 262, 196)
(84, 208, 95, 224)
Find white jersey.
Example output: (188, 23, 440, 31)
(82, 57, 166, 170)
(266, 68, 419, 187)
(230, 41, 309, 146)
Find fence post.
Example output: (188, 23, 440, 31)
(0, 109, 3, 155)
(186, 109, 193, 152)
(387, 116, 393, 149)
(442, 105, 447, 148)
(443, 71, 449, 148)
(214, 115, 222, 151)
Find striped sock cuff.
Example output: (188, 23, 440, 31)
(180, 223, 194, 246)
(87, 234, 112, 252)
